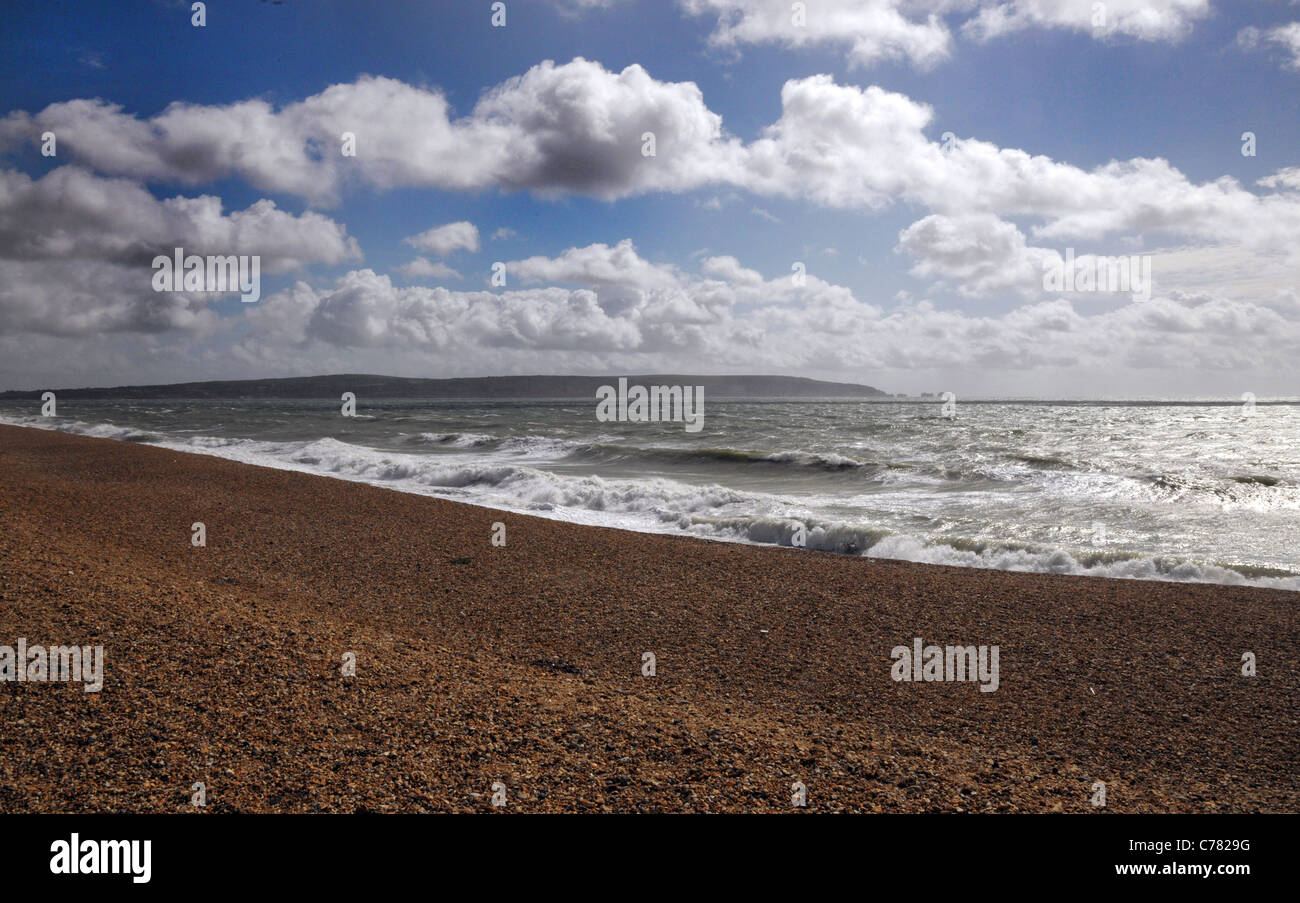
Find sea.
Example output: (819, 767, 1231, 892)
(3, 396, 1298, 591)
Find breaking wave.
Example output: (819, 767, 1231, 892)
(5, 409, 1298, 592)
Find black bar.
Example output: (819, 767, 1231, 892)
(3, 814, 1283, 889)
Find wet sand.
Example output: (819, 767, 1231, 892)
(1, 423, 1296, 812)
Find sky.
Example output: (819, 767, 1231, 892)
(0, 0, 1298, 397)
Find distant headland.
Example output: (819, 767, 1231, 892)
(0, 373, 889, 401)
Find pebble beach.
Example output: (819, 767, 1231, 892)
(1, 423, 1296, 813)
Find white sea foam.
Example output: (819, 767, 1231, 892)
(4, 406, 1298, 592)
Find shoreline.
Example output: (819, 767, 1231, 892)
(5, 412, 1296, 593)
(1, 423, 1296, 812)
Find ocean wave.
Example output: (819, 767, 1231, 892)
(678, 511, 1300, 590)
(1139, 471, 1300, 510)
(180, 435, 262, 450)
(412, 431, 497, 448)
(4, 412, 1297, 592)
(0, 414, 165, 444)
(683, 514, 890, 554)
(1231, 473, 1283, 487)
(496, 435, 587, 456)
(1003, 452, 1079, 470)
(566, 443, 879, 473)
(862, 534, 1300, 590)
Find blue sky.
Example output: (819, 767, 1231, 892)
(1, 0, 1299, 396)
